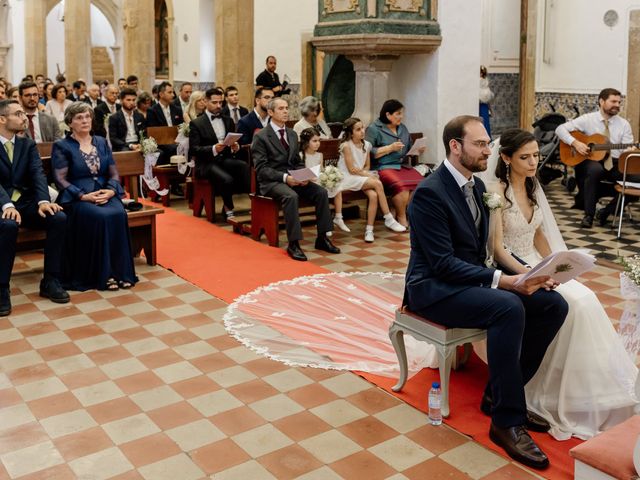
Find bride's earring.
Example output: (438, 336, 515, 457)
(505, 162, 511, 183)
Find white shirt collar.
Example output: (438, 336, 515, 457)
(0, 134, 16, 146)
(443, 158, 474, 188)
(270, 121, 286, 136)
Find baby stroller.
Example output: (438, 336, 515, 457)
(533, 105, 578, 192)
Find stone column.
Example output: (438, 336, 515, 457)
(110, 46, 122, 81)
(24, 0, 48, 76)
(123, 0, 155, 92)
(348, 55, 397, 126)
(626, 10, 640, 140)
(214, 0, 254, 107)
(518, 0, 537, 130)
(64, 0, 92, 82)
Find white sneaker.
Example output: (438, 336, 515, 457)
(384, 217, 407, 232)
(326, 231, 333, 237)
(364, 230, 374, 243)
(333, 217, 351, 232)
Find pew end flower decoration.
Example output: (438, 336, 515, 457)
(139, 132, 159, 155)
(318, 165, 343, 191)
(483, 192, 503, 211)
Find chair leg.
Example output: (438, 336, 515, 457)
(611, 193, 623, 231)
(439, 346, 455, 418)
(618, 195, 626, 238)
(389, 324, 408, 392)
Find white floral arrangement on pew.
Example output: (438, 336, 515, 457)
(139, 132, 159, 155)
(318, 165, 343, 191)
(137, 132, 168, 197)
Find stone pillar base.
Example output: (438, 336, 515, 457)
(348, 55, 398, 126)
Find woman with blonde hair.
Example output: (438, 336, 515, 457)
(184, 90, 206, 123)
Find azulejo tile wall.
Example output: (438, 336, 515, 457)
(534, 92, 603, 122)
(486, 73, 520, 137)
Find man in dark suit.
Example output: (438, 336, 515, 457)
(93, 84, 121, 138)
(0, 100, 69, 315)
(108, 88, 145, 152)
(237, 87, 273, 146)
(189, 88, 249, 219)
(147, 81, 184, 128)
(172, 82, 192, 113)
(66, 80, 87, 102)
(404, 115, 568, 470)
(251, 97, 339, 261)
(84, 83, 104, 109)
(18, 82, 61, 143)
(221, 86, 249, 127)
(255, 56, 290, 97)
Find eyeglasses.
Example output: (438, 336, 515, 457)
(455, 138, 494, 149)
(0, 111, 27, 118)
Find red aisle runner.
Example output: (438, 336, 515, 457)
(359, 353, 581, 480)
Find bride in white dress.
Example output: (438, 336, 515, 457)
(480, 128, 638, 440)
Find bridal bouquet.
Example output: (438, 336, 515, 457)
(318, 165, 343, 191)
(621, 255, 640, 288)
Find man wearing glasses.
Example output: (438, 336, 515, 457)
(0, 100, 69, 316)
(237, 87, 274, 146)
(404, 115, 567, 470)
(18, 81, 62, 143)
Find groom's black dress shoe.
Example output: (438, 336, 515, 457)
(581, 215, 594, 228)
(480, 395, 550, 433)
(0, 287, 11, 316)
(490, 423, 549, 470)
(287, 241, 307, 262)
(315, 236, 340, 254)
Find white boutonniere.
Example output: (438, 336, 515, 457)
(483, 192, 503, 211)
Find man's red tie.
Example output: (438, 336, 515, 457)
(26, 114, 35, 140)
(278, 128, 289, 151)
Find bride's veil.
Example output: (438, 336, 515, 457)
(476, 138, 567, 253)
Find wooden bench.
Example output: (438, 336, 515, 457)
(389, 307, 486, 418)
(147, 126, 185, 207)
(16, 149, 164, 266)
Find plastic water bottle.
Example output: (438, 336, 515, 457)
(428, 381, 442, 425)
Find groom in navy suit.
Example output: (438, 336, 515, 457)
(405, 115, 568, 470)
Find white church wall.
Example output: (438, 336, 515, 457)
(535, 0, 640, 95)
(8, 1, 25, 83)
(172, 0, 202, 82)
(389, 0, 482, 164)
(253, 0, 317, 85)
(199, 0, 215, 83)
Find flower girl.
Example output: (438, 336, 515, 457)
(335, 118, 406, 242)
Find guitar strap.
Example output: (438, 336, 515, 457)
(603, 119, 613, 170)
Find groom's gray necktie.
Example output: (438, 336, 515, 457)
(463, 181, 481, 232)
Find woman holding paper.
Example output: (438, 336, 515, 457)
(480, 128, 638, 440)
(365, 99, 426, 228)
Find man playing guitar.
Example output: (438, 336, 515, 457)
(556, 88, 638, 228)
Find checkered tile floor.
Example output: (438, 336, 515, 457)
(0, 180, 634, 479)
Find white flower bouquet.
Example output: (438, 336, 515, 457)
(318, 165, 343, 191)
(177, 122, 190, 138)
(139, 132, 159, 155)
(621, 255, 640, 288)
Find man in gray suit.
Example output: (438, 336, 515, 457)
(18, 82, 61, 143)
(251, 97, 339, 261)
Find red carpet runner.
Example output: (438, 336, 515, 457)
(154, 206, 579, 479)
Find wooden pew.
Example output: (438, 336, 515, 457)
(16, 150, 164, 266)
(146, 126, 184, 207)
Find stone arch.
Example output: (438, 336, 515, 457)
(45, 0, 119, 35)
(154, 0, 174, 80)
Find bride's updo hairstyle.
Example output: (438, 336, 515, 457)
(495, 128, 538, 208)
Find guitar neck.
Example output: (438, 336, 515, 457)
(592, 142, 638, 151)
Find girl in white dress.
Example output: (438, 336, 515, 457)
(299, 129, 344, 232)
(486, 128, 638, 440)
(333, 118, 406, 242)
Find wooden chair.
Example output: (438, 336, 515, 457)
(285, 120, 297, 129)
(389, 307, 486, 418)
(612, 152, 640, 238)
(146, 126, 179, 145)
(36, 142, 54, 159)
(318, 138, 341, 166)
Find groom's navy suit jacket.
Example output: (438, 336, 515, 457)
(405, 163, 496, 312)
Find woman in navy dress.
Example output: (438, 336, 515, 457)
(52, 102, 137, 291)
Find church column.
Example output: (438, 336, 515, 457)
(64, 0, 92, 82)
(24, 0, 48, 76)
(123, 0, 155, 92)
(518, 0, 537, 130)
(214, 0, 254, 108)
(349, 55, 397, 127)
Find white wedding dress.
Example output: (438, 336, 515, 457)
(501, 187, 638, 440)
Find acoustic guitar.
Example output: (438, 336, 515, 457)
(559, 131, 640, 166)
